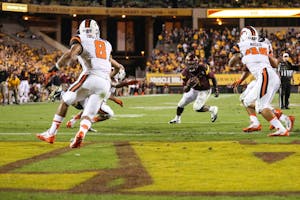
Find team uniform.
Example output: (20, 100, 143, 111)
(179, 66, 216, 111)
(169, 53, 218, 124)
(232, 26, 289, 136)
(37, 19, 113, 147)
(237, 40, 280, 113)
(66, 69, 126, 130)
(240, 78, 294, 132)
(62, 35, 112, 116)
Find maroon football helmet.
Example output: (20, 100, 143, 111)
(185, 53, 199, 73)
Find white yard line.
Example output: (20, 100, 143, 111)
(0, 131, 245, 136)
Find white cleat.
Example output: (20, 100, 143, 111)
(169, 118, 181, 124)
(210, 106, 218, 122)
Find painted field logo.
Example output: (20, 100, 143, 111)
(130, 141, 300, 193)
(0, 141, 300, 195)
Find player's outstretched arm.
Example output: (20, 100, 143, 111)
(110, 57, 124, 78)
(232, 69, 250, 87)
(228, 53, 241, 68)
(49, 44, 82, 72)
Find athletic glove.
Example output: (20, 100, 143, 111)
(214, 88, 219, 98)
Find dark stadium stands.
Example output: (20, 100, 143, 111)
(147, 26, 300, 74)
(2, 0, 300, 8)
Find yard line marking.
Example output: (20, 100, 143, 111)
(0, 132, 246, 136)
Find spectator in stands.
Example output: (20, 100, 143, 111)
(147, 26, 299, 76)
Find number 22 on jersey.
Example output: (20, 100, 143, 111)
(94, 40, 107, 59)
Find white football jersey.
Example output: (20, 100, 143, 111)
(70, 35, 112, 79)
(238, 40, 272, 79)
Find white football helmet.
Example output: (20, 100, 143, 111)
(114, 68, 126, 81)
(240, 26, 258, 42)
(79, 19, 100, 39)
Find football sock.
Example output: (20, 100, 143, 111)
(269, 117, 286, 132)
(208, 106, 216, 113)
(279, 114, 288, 122)
(279, 114, 289, 127)
(176, 107, 184, 116)
(249, 114, 260, 126)
(49, 114, 64, 135)
(79, 119, 92, 137)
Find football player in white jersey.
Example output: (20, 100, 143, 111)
(65, 67, 138, 129)
(37, 19, 122, 147)
(232, 37, 294, 133)
(229, 26, 289, 136)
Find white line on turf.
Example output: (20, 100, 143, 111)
(0, 131, 246, 136)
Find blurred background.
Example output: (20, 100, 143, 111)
(0, 0, 299, 104)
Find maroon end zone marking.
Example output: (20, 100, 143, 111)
(1, 140, 300, 196)
(254, 152, 295, 164)
(70, 141, 152, 193)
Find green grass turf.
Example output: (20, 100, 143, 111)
(14, 143, 118, 173)
(0, 93, 299, 199)
(1, 192, 300, 200)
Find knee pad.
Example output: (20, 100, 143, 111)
(62, 91, 77, 106)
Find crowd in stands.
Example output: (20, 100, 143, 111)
(2, 0, 300, 8)
(0, 19, 299, 103)
(146, 26, 300, 74)
(0, 33, 81, 105)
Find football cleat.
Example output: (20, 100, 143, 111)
(36, 134, 56, 144)
(243, 124, 262, 132)
(286, 116, 295, 132)
(210, 106, 218, 122)
(66, 120, 76, 128)
(70, 131, 84, 148)
(268, 129, 289, 137)
(169, 118, 181, 124)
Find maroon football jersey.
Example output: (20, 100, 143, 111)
(181, 64, 217, 91)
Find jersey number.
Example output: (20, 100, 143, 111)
(94, 40, 107, 59)
(245, 47, 268, 56)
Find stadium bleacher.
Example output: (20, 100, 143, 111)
(0, 0, 299, 104)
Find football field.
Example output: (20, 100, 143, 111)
(0, 93, 299, 200)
